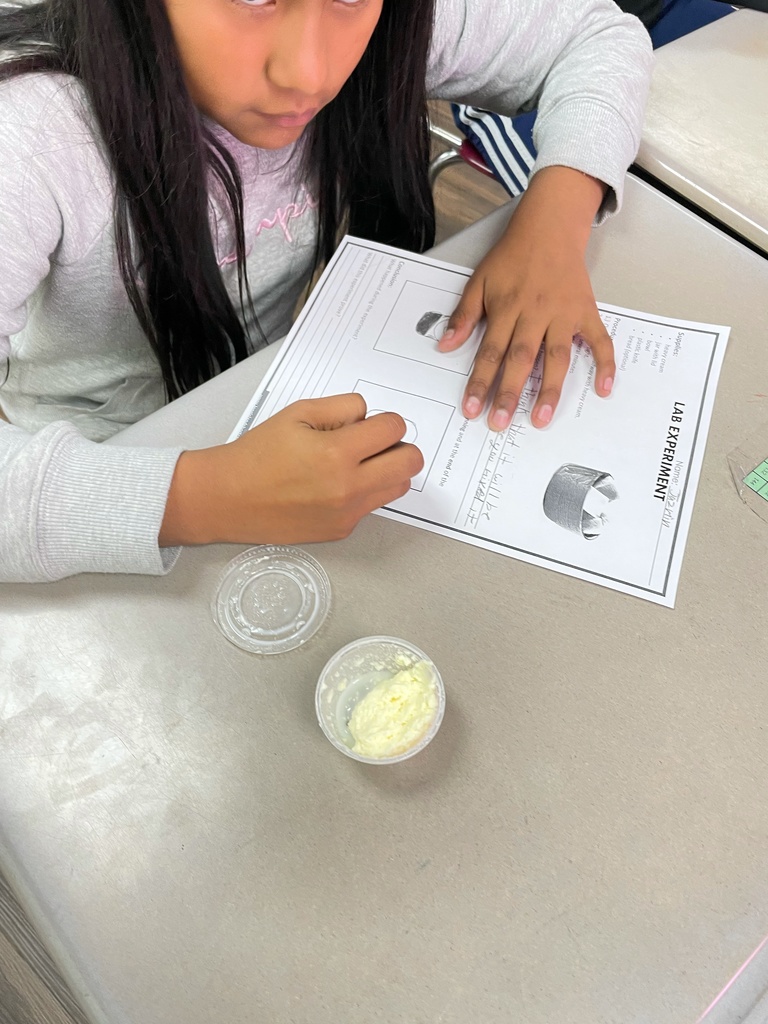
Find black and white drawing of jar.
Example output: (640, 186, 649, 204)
(543, 464, 619, 540)
(415, 311, 450, 342)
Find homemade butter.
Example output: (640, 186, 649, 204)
(348, 660, 438, 759)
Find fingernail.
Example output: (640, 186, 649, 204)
(536, 404, 553, 426)
(464, 396, 482, 418)
(603, 376, 614, 394)
(490, 408, 511, 431)
(437, 328, 455, 351)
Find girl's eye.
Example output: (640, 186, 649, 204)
(233, 0, 366, 7)
(234, 0, 365, 6)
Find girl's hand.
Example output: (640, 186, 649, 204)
(160, 394, 423, 547)
(438, 166, 615, 431)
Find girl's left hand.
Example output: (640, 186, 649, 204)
(437, 165, 615, 431)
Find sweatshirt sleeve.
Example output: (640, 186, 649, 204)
(427, 0, 654, 214)
(0, 75, 182, 583)
(0, 421, 182, 583)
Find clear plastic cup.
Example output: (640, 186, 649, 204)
(315, 636, 445, 764)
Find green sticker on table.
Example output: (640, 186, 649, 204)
(744, 459, 768, 500)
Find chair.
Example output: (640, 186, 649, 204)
(428, 123, 497, 188)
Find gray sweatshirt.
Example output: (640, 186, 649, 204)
(0, 0, 653, 582)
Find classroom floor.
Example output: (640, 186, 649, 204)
(0, 101, 508, 1024)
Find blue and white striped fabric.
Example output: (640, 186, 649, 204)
(452, 0, 735, 198)
(452, 106, 537, 197)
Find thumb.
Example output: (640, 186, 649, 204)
(437, 277, 485, 352)
(288, 393, 367, 432)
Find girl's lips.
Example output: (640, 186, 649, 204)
(256, 109, 319, 128)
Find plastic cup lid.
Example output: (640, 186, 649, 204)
(212, 545, 332, 655)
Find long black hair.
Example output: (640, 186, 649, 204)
(0, 0, 436, 400)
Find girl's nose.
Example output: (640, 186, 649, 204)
(265, 8, 327, 99)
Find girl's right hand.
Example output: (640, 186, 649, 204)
(159, 394, 423, 547)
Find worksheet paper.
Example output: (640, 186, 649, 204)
(231, 237, 730, 606)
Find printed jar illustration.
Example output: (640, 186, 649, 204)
(543, 464, 619, 540)
(415, 311, 451, 342)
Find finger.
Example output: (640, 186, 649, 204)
(339, 475, 415, 537)
(578, 314, 616, 397)
(339, 410, 409, 462)
(487, 315, 547, 431)
(460, 310, 519, 420)
(363, 477, 414, 514)
(531, 320, 573, 428)
(437, 277, 485, 352)
(359, 441, 424, 489)
(291, 393, 367, 430)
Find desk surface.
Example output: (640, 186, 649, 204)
(1, 177, 768, 1024)
(637, 9, 768, 254)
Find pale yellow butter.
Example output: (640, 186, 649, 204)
(348, 660, 438, 759)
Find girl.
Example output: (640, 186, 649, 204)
(0, 0, 653, 583)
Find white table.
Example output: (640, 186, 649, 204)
(1, 175, 768, 1024)
(637, 8, 768, 254)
